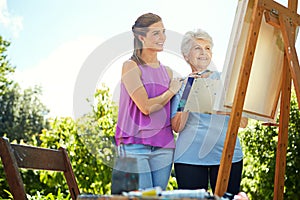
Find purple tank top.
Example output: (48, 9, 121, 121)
(115, 62, 175, 148)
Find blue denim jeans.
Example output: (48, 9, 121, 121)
(122, 144, 174, 190)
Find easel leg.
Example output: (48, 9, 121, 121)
(279, 15, 300, 107)
(214, 0, 264, 196)
(273, 55, 291, 200)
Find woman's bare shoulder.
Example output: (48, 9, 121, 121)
(122, 60, 139, 73)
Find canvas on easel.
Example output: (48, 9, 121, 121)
(214, 0, 286, 122)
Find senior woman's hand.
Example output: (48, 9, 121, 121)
(189, 69, 212, 78)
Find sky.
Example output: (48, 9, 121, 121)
(0, 0, 297, 118)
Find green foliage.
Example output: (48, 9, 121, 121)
(0, 189, 13, 199)
(167, 174, 178, 191)
(75, 85, 118, 194)
(26, 189, 70, 200)
(17, 86, 118, 198)
(0, 165, 9, 198)
(0, 36, 15, 96)
(92, 86, 118, 136)
(240, 122, 277, 198)
(240, 90, 300, 199)
(0, 84, 50, 142)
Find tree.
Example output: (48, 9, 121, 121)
(0, 36, 15, 96)
(0, 36, 49, 142)
(0, 84, 50, 142)
(240, 89, 300, 199)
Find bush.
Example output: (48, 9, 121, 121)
(240, 90, 300, 199)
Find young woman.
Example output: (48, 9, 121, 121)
(114, 13, 181, 190)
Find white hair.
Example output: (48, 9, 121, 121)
(181, 29, 214, 57)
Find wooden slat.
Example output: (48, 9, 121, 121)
(60, 147, 80, 200)
(260, 0, 300, 25)
(288, 0, 298, 12)
(12, 144, 66, 171)
(0, 138, 27, 200)
(264, 10, 280, 28)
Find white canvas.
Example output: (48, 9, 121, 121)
(214, 0, 284, 122)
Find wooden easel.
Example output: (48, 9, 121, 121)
(214, 0, 300, 199)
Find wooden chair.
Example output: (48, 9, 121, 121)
(0, 137, 80, 200)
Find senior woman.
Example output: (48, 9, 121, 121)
(171, 29, 247, 195)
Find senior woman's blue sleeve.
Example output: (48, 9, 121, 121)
(209, 71, 221, 80)
(171, 84, 185, 118)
